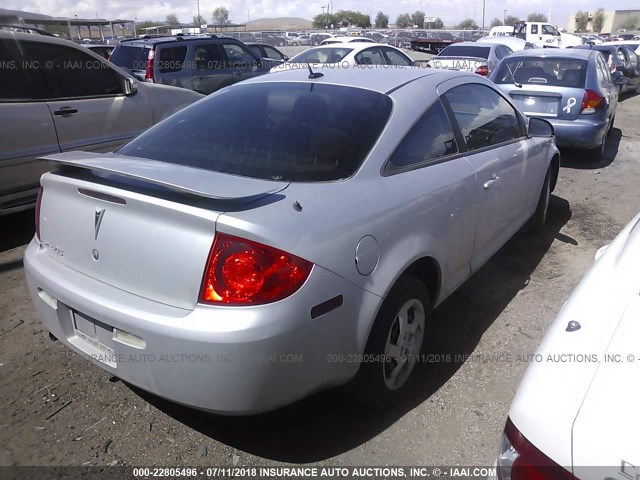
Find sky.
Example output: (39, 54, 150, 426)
(5, 0, 640, 29)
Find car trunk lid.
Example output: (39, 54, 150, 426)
(508, 85, 586, 120)
(430, 56, 488, 73)
(37, 152, 289, 310)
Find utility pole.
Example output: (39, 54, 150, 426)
(196, 0, 201, 24)
(248, 8, 251, 22)
(321, 6, 326, 28)
(481, 0, 486, 31)
(503, 9, 507, 25)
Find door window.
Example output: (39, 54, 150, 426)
(222, 43, 258, 68)
(21, 41, 122, 99)
(158, 46, 187, 73)
(382, 47, 412, 66)
(263, 46, 284, 60)
(0, 39, 39, 101)
(531, 24, 539, 34)
(443, 83, 524, 151)
(192, 44, 225, 69)
(355, 47, 385, 65)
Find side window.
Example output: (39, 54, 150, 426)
(222, 43, 258, 68)
(21, 41, 121, 99)
(0, 40, 39, 101)
(382, 47, 412, 66)
(264, 46, 284, 60)
(495, 46, 505, 60)
(531, 24, 539, 34)
(192, 44, 225, 69)
(158, 46, 187, 73)
(354, 47, 385, 65)
(443, 83, 524, 151)
(387, 100, 458, 170)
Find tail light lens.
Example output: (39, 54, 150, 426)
(145, 48, 155, 82)
(580, 89, 604, 114)
(497, 418, 573, 480)
(475, 65, 489, 76)
(199, 233, 313, 305)
(35, 187, 43, 241)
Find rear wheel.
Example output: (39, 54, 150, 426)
(349, 275, 431, 408)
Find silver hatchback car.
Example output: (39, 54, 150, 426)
(25, 67, 560, 414)
(491, 48, 627, 160)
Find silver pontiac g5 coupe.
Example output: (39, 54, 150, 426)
(25, 67, 560, 414)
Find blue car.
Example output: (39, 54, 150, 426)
(491, 48, 627, 160)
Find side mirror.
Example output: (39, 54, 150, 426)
(613, 73, 629, 86)
(122, 76, 138, 96)
(412, 59, 430, 68)
(528, 117, 554, 137)
(283, 55, 289, 61)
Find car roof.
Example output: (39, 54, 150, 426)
(305, 42, 386, 52)
(117, 35, 229, 47)
(446, 41, 493, 47)
(575, 44, 618, 52)
(239, 66, 475, 95)
(507, 48, 594, 60)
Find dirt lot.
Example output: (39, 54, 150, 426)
(1, 92, 639, 468)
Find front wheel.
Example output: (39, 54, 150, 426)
(348, 275, 431, 408)
(524, 167, 552, 233)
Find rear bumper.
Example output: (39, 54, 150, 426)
(24, 239, 382, 415)
(548, 117, 609, 149)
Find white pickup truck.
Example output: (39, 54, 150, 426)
(513, 21, 561, 48)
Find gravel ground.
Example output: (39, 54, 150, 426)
(1, 89, 639, 468)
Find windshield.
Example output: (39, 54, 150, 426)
(439, 45, 491, 59)
(118, 83, 393, 182)
(494, 58, 588, 87)
(289, 47, 353, 63)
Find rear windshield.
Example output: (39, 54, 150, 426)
(439, 45, 490, 59)
(493, 58, 588, 87)
(290, 48, 353, 63)
(110, 45, 149, 70)
(117, 83, 393, 182)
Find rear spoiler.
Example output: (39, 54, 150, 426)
(39, 152, 289, 200)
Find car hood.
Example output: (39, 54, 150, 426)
(509, 213, 640, 471)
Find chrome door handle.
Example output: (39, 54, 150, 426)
(483, 174, 500, 189)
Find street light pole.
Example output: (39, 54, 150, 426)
(481, 0, 486, 31)
(321, 6, 326, 28)
(503, 9, 507, 25)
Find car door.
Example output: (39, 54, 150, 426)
(153, 44, 189, 90)
(188, 42, 232, 94)
(381, 47, 412, 66)
(260, 45, 287, 69)
(21, 40, 153, 153)
(440, 81, 533, 271)
(383, 99, 477, 299)
(0, 38, 59, 211)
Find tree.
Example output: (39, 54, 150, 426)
(193, 14, 207, 26)
(431, 17, 445, 29)
(504, 15, 520, 26)
(212, 6, 230, 25)
(333, 10, 371, 28)
(396, 13, 412, 28)
(490, 18, 503, 28)
(527, 12, 547, 22)
(375, 11, 389, 29)
(574, 11, 589, 32)
(592, 8, 605, 33)
(312, 13, 336, 28)
(135, 20, 157, 30)
(457, 18, 478, 29)
(411, 11, 425, 28)
(165, 14, 180, 25)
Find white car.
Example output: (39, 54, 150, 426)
(269, 43, 414, 73)
(320, 36, 377, 45)
(495, 212, 640, 480)
(560, 32, 585, 48)
(475, 36, 535, 51)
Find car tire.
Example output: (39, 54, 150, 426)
(587, 130, 607, 161)
(635, 82, 640, 95)
(348, 275, 431, 408)
(523, 167, 552, 233)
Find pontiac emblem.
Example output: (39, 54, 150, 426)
(94, 208, 105, 240)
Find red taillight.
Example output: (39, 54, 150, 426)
(107, 54, 112, 62)
(35, 187, 43, 240)
(475, 65, 489, 76)
(145, 48, 155, 82)
(199, 233, 313, 305)
(580, 89, 604, 114)
(501, 418, 573, 480)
